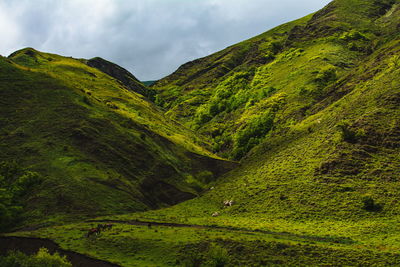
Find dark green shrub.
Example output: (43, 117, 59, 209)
(269, 41, 283, 54)
(315, 66, 337, 87)
(0, 161, 22, 183)
(340, 30, 368, 42)
(362, 196, 383, 212)
(82, 95, 91, 106)
(232, 112, 274, 160)
(0, 248, 72, 267)
(154, 94, 165, 107)
(14, 171, 42, 196)
(260, 86, 276, 98)
(207, 244, 229, 267)
(195, 105, 213, 125)
(337, 121, 365, 143)
(264, 51, 275, 61)
(0, 162, 42, 231)
(209, 102, 220, 117)
(337, 121, 357, 143)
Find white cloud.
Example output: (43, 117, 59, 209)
(0, 0, 331, 79)
(0, 2, 22, 55)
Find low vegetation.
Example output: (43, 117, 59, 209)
(0, 162, 42, 231)
(0, 248, 71, 267)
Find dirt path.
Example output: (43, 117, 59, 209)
(87, 219, 354, 244)
(0, 236, 120, 267)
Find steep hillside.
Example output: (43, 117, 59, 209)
(85, 0, 400, 263)
(86, 57, 156, 99)
(135, 0, 400, 244)
(154, 0, 400, 160)
(0, 48, 236, 230)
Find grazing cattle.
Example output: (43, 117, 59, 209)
(87, 228, 101, 238)
(212, 212, 220, 217)
(147, 223, 152, 228)
(87, 223, 114, 237)
(105, 223, 113, 230)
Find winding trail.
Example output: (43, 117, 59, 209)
(87, 219, 354, 244)
(0, 236, 120, 267)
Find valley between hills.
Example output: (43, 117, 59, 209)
(1, 0, 400, 266)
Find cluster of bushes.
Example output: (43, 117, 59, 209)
(337, 121, 365, 143)
(362, 196, 383, 212)
(194, 72, 278, 129)
(372, 0, 396, 17)
(262, 41, 283, 61)
(154, 94, 165, 107)
(232, 111, 275, 160)
(339, 30, 371, 53)
(339, 30, 368, 42)
(231, 93, 286, 159)
(212, 133, 233, 155)
(0, 248, 72, 267)
(194, 72, 254, 125)
(0, 161, 42, 231)
(314, 66, 337, 88)
(389, 55, 400, 70)
(246, 86, 277, 108)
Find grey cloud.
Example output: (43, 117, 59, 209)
(0, 0, 331, 80)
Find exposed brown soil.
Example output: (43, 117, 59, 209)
(0, 236, 120, 267)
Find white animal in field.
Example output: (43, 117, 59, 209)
(223, 200, 234, 207)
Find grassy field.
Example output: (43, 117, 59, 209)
(10, 217, 400, 266)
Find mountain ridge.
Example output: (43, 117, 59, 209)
(0, 47, 237, 230)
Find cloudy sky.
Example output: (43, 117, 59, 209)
(0, 0, 331, 80)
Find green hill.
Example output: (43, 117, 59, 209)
(3, 0, 400, 266)
(136, 0, 400, 247)
(145, 0, 400, 234)
(0, 48, 236, 230)
(153, 0, 400, 160)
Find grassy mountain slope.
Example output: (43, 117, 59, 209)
(154, 0, 399, 160)
(0, 48, 235, 229)
(128, 0, 400, 247)
(86, 57, 156, 99)
(55, 0, 400, 264)
(4, 0, 400, 266)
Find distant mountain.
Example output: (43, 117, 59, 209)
(142, 80, 157, 86)
(0, 48, 236, 229)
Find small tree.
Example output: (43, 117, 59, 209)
(337, 121, 357, 143)
(362, 196, 383, 212)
